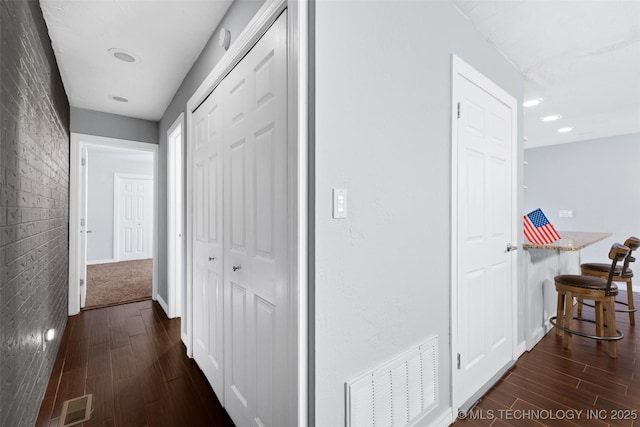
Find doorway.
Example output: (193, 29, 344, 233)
(69, 133, 159, 314)
(450, 55, 519, 416)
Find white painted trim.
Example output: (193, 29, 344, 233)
(86, 259, 116, 266)
(288, 2, 309, 426)
(187, 0, 287, 115)
(113, 173, 153, 262)
(167, 114, 184, 319)
(69, 133, 159, 315)
(185, 0, 305, 424)
(449, 55, 519, 413)
(69, 136, 82, 314)
(424, 408, 455, 427)
(156, 292, 170, 317)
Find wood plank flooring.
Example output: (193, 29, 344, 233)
(454, 292, 639, 427)
(35, 300, 235, 427)
(35, 294, 638, 426)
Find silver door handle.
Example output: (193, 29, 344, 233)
(506, 243, 518, 252)
(208, 257, 215, 261)
(232, 265, 241, 272)
(86, 230, 93, 234)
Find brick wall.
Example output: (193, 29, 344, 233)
(0, 0, 70, 425)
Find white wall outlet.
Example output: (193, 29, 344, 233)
(559, 209, 573, 218)
(333, 188, 347, 219)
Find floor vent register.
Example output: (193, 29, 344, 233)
(59, 394, 92, 427)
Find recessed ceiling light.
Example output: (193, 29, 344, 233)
(540, 114, 562, 122)
(523, 98, 543, 107)
(112, 96, 128, 103)
(557, 127, 573, 133)
(108, 48, 140, 63)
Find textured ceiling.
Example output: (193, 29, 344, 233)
(40, 0, 233, 121)
(41, 1, 640, 146)
(452, 0, 640, 148)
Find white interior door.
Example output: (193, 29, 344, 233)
(223, 12, 288, 427)
(452, 57, 517, 414)
(192, 88, 225, 397)
(117, 176, 153, 261)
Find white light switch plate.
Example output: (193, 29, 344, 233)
(333, 188, 347, 219)
(559, 209, 573, 218)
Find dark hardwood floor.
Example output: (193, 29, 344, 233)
(454, 291, 639, 427)
(35, 300, 235, 427)
(35, 294, 638, 427)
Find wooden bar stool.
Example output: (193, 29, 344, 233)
(550, 243, 629, 358)
(579, 236, 639, 325)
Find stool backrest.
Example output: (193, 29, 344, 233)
(607, 243, 631, 291)
(622, 236, 640, 270)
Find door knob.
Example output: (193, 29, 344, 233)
(232, 265, 241, 272)
(208, 257, 215, 261)
(86, 230, 93, 234)
(506, 243, 518, 252)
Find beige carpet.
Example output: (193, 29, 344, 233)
(85, 259, 152, 308)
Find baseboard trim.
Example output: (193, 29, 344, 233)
(156, 293, 170, 317)
(87, 258, 116, 265)
(425, 408, 454, 427)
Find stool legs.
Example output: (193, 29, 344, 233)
(556, 292, 566, 337)
(562, 291, 574, 350)
(626, 278, 635, 325)
(595, 301, 604, 337)
(605, 298, 618, 358)
(553, 291, 619, 358)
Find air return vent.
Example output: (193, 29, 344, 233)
(59, 394, 92, 427)
(346, 336, 438, 427)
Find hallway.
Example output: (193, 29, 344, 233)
(35, 300, 235, 427)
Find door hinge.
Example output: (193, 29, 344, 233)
(81, 157, 86, 166)
(457, 102, 461, 119)
(457, 353, 461, 369)
(80, 279, 85, 286)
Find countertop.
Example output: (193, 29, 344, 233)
(522, 231, 612, 251)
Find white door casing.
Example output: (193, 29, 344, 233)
(192, 87, 225, 398)
(115, 175, 153, 261)
(451, 56, 518, 415)
(222, 12, 288, 427)
(79, 145, 89, 308)
(69, 133, 159, 316)
(167, 115, 184, 319)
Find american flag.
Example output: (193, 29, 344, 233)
(524, 209, 561, 245)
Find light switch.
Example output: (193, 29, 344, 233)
(333, 188, 347, 219)
(559, 209, 574, 218)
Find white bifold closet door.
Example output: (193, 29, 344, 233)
(192, 87, 225, 398)
(191, 11, 289, 427)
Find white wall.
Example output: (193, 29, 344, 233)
(71, 107, 158, 144)
(525, 132, 640, 263)
(87, 147, 154, 263)
(314, 1, 523, 425)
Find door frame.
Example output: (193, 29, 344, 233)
(113, 173, 154, 261)
(69, 133, 159, 315)
(449, 55, 519, 416)
(167, 114, 185, 319)
(185, 0, 307, 425)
